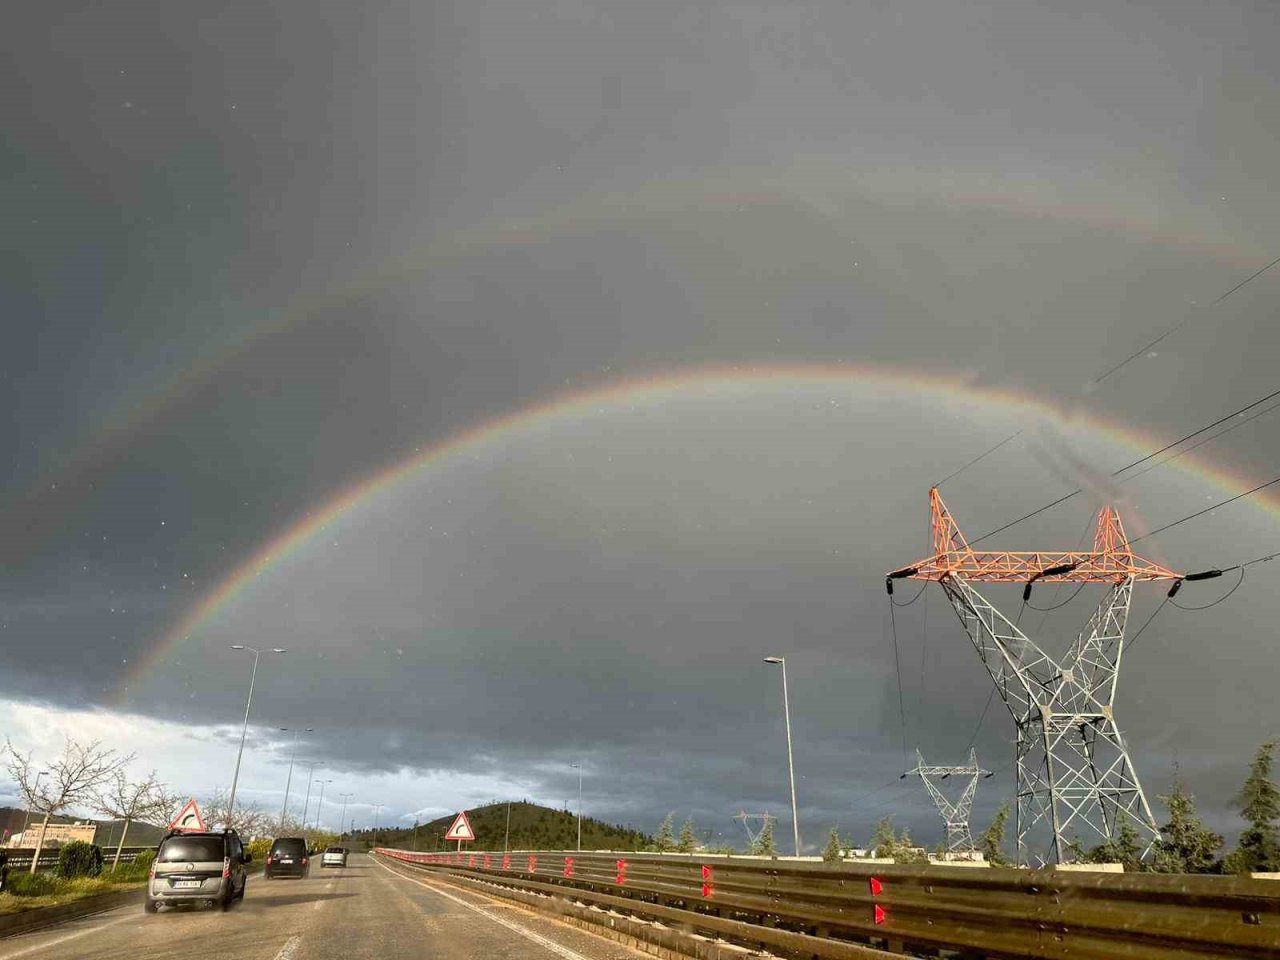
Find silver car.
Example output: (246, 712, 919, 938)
(321, 846, 348, 868)
(146, 831, 250, 912)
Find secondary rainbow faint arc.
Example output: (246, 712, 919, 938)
(118, 362, 1280, 702)
(17, 159, 1262, 529)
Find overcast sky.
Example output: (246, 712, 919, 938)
(3, 0, 1279, 852)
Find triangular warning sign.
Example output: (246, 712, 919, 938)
(168, 798, 207, 833)
(444, 811, 475, 842)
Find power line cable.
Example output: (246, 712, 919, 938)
(889, 582, 928, 607)
(964, 685, 1000, 754)
(1111, 386, 1280, 476)
(932, 255, 1280, 488)
(935, 430, 1024, 488)
(1025, 581, 1086, 611)
(1125, 598, 1170, 654)
(1129, 474, 1280, 545)
(1091, 253, 1280, 386)
(1239, 551, 1280, 569)
(1169, 567, 1247, 610)
(917, 586, 929, 740)
(1122, 395, 1280, 482)
(968, 387, 1280, 546)
(887, 601, 910, 767)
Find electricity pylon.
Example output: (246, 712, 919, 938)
(906, 748, 990, 855)
(887, 488, 1181, 865)
(734, 810, 775, 850)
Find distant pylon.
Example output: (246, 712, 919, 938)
(887, 488, 1180, 865)
(906, 748, 989, 855)
(734, 810, 775, 848)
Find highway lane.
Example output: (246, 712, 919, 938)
(0, 854, 652, 960)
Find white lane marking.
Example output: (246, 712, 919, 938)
(273, 934, 302, 960)
(313, 877, 335, 910)
(0, 914, 134, 959)
(373, 856, 591, 960)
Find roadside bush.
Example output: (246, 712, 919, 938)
(247, 838, 272, 862)
(56, 841, 104, 879)
(5, 872, 59, 897)
(102, 848, 155, 882)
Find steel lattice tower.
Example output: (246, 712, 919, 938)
(734, 810, 776, 849)
(887, 489, 1182, 865)
(906, 748, 990, 855)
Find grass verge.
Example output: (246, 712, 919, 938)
(0, 865, 148, 915)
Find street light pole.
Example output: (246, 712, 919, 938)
(227, 645, 286, 825)
(764, 656, 801, 856)
(570, 764, 583, 852)
(372, 804, 384, 846)
(314, 779, 333, 831)
(338, 793, 354, 837)
(298, 761, 323, 829)
(278, 726, 313, 830)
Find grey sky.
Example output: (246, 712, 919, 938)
(2, 0, 1279, 849)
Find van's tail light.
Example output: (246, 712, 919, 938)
(222, 857, 231, 879)
(301, 857, 309, 866)
(149, 860, 156, 879)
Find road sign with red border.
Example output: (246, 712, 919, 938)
(444, 811, 475, 842)
(168, 798, 207, 833)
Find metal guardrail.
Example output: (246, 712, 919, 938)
(376, 847, 1280, 959)
(3, 846, 150, 871)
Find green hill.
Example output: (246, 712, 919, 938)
(352, 801, 651, 852)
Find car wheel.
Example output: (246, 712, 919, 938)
(144, 898, 159, 914)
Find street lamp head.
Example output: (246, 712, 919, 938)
(763, 656, 784, 664)
(231, 644, 245, 650)
(271, 648, 287, 654)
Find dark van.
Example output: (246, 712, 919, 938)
(264, 837, 310, 878)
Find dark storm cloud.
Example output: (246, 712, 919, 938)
(4, 0, 1280, 848)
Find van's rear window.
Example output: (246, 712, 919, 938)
(158, 837, 224, 863)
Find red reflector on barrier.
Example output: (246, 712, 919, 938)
(701, 882, 714, 898)
(563, 857, 575, 878)
(502, 855, 511, 870)
(483, 855, 492, 869)
(874, 904, 887, 925)
(701, 864, 713, 881)
(528, 855, 538, 872)
(615, 859, 627, 884)
(468, 854, 476, 868)
(869, 876, 883, 896)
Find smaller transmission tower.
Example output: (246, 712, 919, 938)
(906, 748, 990, 855)
(734, 810, 776, 849)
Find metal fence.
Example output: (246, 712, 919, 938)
(3, 846, 150, 872)
(375, 847, 1280, 959)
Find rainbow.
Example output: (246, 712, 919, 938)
(117, 362, 1280, 701)
(11, 158, 1263, 544)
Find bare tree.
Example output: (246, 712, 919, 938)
(5, 737, 134, 873)
(204, 786, 269, 838)
(152, 788, 190, 830)
(90, 769, 165, 869)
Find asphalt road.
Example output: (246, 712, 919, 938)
(0, 853, 653, 960)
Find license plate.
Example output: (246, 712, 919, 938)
(280, 858, 293, 864)
(173, 879, 201, 889)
